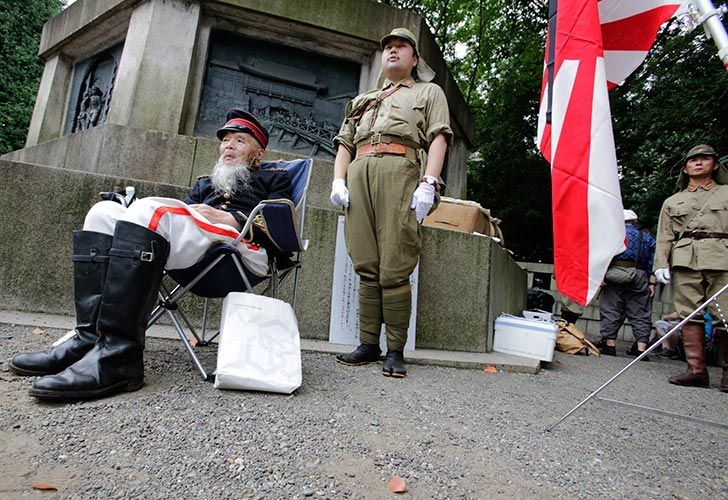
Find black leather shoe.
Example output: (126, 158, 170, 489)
(336, 344, 381, 366)
(29, 223, 168, 403)
(626, 342, 650, 361)
(382, 350, 406, 378)
(594, 339, 616, 356)
(10, 231, 112, 377)
(599, 345, 616, 356)
(658, 348, 680, 359)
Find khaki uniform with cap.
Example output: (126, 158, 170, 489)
(331, 28, 453, 375)
(654, 144, 728, 390)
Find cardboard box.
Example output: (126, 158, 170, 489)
(423, 197, 488, 234)
(493, 314, 557, 362)
(422, 198, 504, 245)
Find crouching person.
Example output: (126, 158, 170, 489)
(10, 109, 292, 402)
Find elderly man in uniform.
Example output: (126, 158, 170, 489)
(329, 28, 453, 378)
(10, 109, 292, 401)
(654, 144, 728, 390)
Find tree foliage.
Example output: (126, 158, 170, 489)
(0, 0, 64, 154)
(381, 0, 727, 261)
(610, 24, 728, 232)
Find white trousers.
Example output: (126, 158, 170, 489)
(83, 198, 269, 275)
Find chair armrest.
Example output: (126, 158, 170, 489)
(230, 204, 265, 246)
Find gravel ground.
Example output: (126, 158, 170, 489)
(1, 322, 727, 499)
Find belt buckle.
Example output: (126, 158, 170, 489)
(370, 133, 382, 145)
(140, 251, 154, 262)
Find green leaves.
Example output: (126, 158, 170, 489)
(0, 0, 63, 154)
(610, 26, 728, 231)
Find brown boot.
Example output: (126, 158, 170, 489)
(669, 322, 709, 388)
(720, 332, 728, 393)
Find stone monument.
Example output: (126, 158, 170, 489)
(0, 0, 526, 353)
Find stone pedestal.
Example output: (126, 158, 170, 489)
(0, 159, 525, 352)
(20, 0, 474, 188)
(107, 0, 200, 132)
(0, 0, 528, 353)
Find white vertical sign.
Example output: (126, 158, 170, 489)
(329, 216, 417, 351)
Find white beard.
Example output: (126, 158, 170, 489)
(210, 156, 252, 193)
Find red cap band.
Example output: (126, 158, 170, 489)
(224, 118, 268, 148)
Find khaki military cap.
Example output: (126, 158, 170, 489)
(380, 28, 436, 82)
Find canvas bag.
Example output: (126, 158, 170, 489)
(604, 232, 643, 286)
(214, 292, 302, 394)
(604, 265, 638, 285)
(555, 320, 601, 356)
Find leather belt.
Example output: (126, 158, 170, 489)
(610, 259, 646, 270)
(356, 142, 417, 161)
(684, 231, 728, 240)
(355, 133, 420, 161)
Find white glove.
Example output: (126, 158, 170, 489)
(654, 268, 671, 284)
(329, 178, 349, 208)
(410, 182, 436, 223)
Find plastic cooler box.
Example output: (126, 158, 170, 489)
(493, 314, 557, 361)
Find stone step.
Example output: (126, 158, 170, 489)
(0, 310, 540, 374)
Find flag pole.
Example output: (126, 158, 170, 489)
(688, 0, 728, 70)
(545, 0, 558, 124)
(546, 281, 728, 433)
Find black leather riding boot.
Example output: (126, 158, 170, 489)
(10, 231, 112, 376)
(29, 222, 169, 402)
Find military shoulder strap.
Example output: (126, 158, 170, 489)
(347, 85, 404, 124)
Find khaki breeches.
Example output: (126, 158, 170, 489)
(345, 155, 420, 350)
(672, 267, 728, 327)
(344, 155, 421, 286)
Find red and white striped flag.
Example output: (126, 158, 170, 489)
(537, 0, 684, 306)
(600, 0, 685, 89)
(537, 0, 625, 306)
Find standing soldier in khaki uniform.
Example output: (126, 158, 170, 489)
(654, 144, 728, 391)
(329, 28, 453, 378)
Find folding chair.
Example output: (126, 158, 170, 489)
(147, 158, 312, 380)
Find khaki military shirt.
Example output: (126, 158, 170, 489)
(333, 77, 453, 155)
(654, 182, 728, 271)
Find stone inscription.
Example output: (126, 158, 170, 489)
(196, 31, 360, 159)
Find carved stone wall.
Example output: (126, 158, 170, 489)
(195, 31, 360, 160)
(63, 44, 123, 135)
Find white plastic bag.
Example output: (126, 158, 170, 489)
(214, 292, 302, 394)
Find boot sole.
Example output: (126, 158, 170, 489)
(29, 379, 144, 402)
(335, 357, 380, 366)
(668, 379, 709, 388)
(8, 361, 56, 377)
(382, 371, 407, 378)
